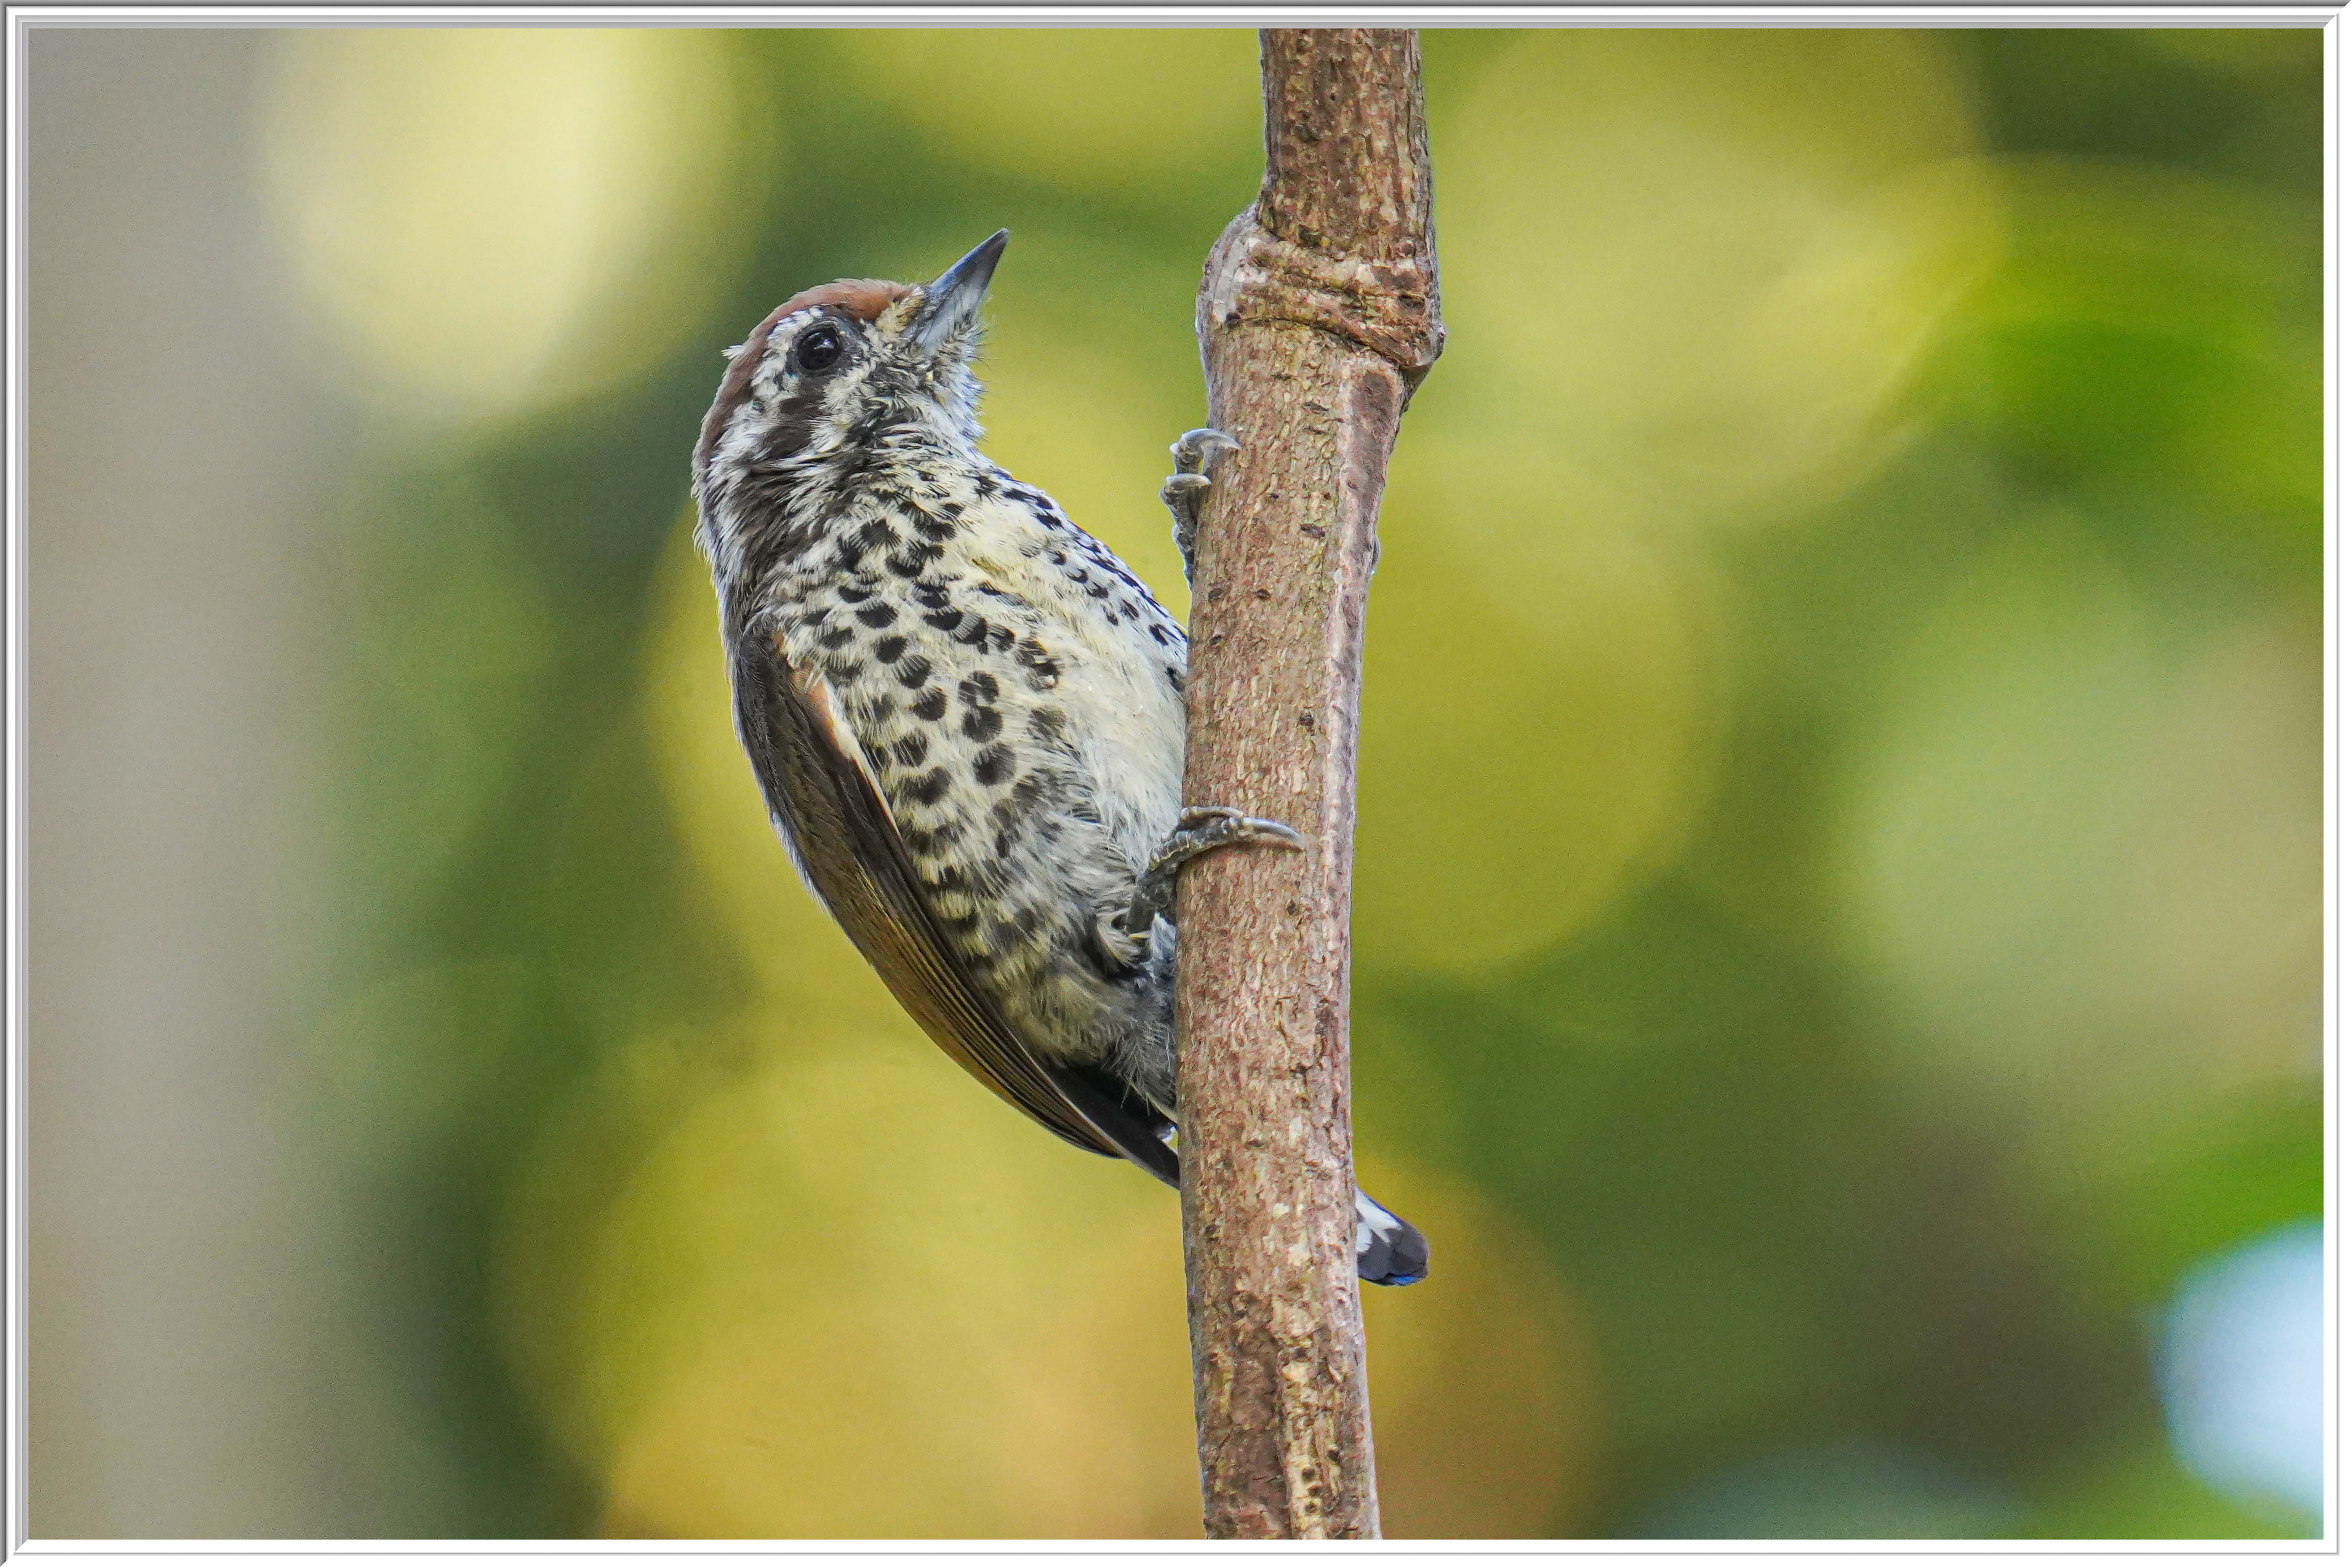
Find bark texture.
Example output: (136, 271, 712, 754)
(1173, 28, 1442, 1542)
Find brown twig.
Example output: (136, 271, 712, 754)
(1171, 27, 1443, 1542)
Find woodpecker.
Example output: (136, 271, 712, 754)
(690, 230, 1427, 1286)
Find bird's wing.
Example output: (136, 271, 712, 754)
(731, 628, 1180, 1185)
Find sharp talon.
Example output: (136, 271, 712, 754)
(1164, 431, 1239, 588)
(1170, 428, 1239, 476)
(1176, 808, 1307, 846)
(1171, 805, 1302, 847)
(1123, 805, 1307, 934)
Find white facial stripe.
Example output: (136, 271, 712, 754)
(755, 309, 824, 388)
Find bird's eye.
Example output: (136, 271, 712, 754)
(795, 324, 844, 373)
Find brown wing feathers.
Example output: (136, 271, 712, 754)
(737, 631, 1178, 1182)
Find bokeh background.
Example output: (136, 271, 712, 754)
(26, 24, 2325, 1540)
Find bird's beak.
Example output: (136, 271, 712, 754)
(908, 229, 1008, 354)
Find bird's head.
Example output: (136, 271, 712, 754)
(693, 229, 1009, 570)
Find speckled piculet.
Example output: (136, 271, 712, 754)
(691, 231, 1427, 1285)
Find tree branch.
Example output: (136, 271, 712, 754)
(1172, 27, 1443, 1542)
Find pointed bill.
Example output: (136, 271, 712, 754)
(908, 228, 1008, 353)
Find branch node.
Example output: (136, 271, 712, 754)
(1201, 216, 1444, 391)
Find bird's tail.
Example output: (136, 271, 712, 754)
(1355, 1190, 1429, 1286)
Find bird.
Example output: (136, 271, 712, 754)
(689, 229, 1427, 1286)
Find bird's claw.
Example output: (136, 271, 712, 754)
(1122, 805, 1304, 934)
(1169, 804, 1303, 849)
(1170, 428, 1240, 475)
(1162, 428, 1239, 586)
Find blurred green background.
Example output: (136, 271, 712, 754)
(26, 25, 2322, 1541)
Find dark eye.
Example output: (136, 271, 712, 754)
(795, 324, 843, 373)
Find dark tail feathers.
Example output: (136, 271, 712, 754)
(1356, 1190, 1429, 1285)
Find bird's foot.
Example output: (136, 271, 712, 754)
(1122, 805, 1303, 933)
(1160, 428, 1239, 587)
